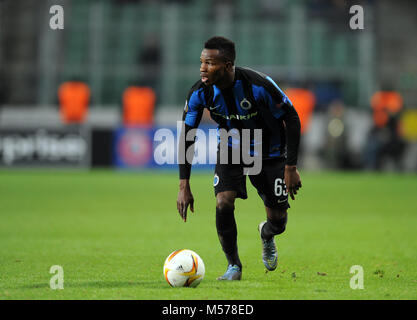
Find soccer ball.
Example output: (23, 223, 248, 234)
(163, 249, 205, 287)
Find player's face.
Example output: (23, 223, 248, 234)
(200, 49, 229, 86)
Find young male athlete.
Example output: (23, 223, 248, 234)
(176, 36, 302, 280)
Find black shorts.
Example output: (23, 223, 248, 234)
(214, 158, 290, 210)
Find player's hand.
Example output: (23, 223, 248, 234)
(284, 165, 302, 200)
(177, 179, 194, 222)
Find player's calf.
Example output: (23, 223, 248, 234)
(215, 192, 242, 270)
(261, 212, 287, 240)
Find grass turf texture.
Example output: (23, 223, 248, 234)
(0, 169, 416, 300)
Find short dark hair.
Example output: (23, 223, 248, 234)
(204, 36, 236, 64)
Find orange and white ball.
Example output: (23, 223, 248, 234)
(163, 249, 205, 287)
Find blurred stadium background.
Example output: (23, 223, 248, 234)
(0, 0, 417, 171)
(1, 0, 417, 301)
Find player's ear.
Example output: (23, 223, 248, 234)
(225, 61, 233, 72)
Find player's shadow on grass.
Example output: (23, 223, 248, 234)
(17, 280, 167, 290)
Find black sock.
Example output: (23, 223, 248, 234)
(261, 215, 288, 241)
(216, 206, 242, 269)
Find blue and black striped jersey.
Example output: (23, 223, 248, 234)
(182, 67, 300, 162)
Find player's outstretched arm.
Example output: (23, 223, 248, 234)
(177, 179, 194, 222)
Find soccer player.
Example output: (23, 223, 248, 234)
(177, 36, 302, 280)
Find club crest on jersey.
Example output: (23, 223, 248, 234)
(240, 98, 252, 110)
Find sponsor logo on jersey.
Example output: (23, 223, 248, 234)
(211, 111, 258, 120)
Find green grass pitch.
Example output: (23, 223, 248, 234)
(0, 169, 416, 300)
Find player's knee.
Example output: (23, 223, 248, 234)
(267, 207, 287, 220)
(215, 197, 237, 240)
(216, 193, 235, 212)
(274, 209, 287, 221)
